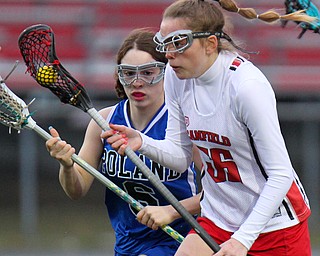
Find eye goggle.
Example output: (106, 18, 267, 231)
(153, 30, 214, 53)
(117, 62, 166, 87)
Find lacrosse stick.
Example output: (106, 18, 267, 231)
(282, 0, 320, 38)
(18, 24, 220, 252)
(0, 74, 184, 244)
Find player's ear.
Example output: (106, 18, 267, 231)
(205, 35, 218, 55)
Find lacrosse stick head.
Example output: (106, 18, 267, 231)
(18, 24, 93, 112)
(0, 75, 36, 132)
(283, 0, 320, 38)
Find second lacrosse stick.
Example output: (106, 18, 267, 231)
(0, 75, 184, 243)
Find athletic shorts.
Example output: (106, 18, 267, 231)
(189, 216, 311, 256)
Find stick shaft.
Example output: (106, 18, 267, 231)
(31, 123, 184, 243)
(87, 108, 220, 252)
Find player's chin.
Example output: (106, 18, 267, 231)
(174, 70, 192, 80)
(131, 98, 149, 109)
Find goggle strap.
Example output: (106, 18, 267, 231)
(216, 31, 259, 54)
(192, 31, 213, 38)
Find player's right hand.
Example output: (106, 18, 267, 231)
(101, 123, 142, 156)
(46, 126, 75, 168)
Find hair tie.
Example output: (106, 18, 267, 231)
(237, 8, 240, 13)
(256, 14, 259, 19)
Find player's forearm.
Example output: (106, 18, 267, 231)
(168, 193, 201, 221)
(139, 133, 193, 173)
(232, 172, 293, 250)
(59, 164, 86, 200)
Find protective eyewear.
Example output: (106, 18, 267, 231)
(117, 62, 166, 87)
(153, 30, 213, 53)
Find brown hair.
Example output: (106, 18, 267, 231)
(114, 28, 167, 99)
(163, 0, 316, 52)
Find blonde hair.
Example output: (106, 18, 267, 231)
(216, 0, 315, 23)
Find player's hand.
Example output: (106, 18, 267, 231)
(46, 126, 75, 168)
(101, 123, 142, 155)
(213, 238, 247, 256)
(136, 205, 176, 230)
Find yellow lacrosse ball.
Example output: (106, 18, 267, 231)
(36, 65, 57, 86)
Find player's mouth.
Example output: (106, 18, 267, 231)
(131, 92, 146, 101)
(171, 65, 181, 72)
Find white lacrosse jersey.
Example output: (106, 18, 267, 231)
(140, 51, 310, 249)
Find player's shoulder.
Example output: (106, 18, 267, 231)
(223, 52, 272, 97)
(227, 54, 247, 72)
(98, 104, 119, 119)
(225, 52, 266, 83)
(223, 52, 257, 74)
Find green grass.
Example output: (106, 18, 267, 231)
(0, 204, 115, 252)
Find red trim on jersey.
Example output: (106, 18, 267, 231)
(229, 57, 243, 71)
(189, 217, 311, 255)
(232, 59, 242, 67)
(286, 181, 311, 222)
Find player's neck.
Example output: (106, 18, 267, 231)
(129, 99, 164, 131)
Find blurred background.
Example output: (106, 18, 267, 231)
(0, 0, 319, 255)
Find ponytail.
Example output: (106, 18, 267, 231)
(214, 0, 316, 24)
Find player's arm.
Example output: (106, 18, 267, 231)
(48, 107, 111, 200)
(192, 143, 203, 172)
(137, 144, 202, 230)
(136, 193, 201, 230)
(231, 77, 294, 250)
(46, 127, 88, 200)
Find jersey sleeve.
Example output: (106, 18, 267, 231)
(139, 65, 193, 173)
(230, 72, 294, 249)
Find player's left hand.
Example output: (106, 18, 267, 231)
(213, 238, 248, 256)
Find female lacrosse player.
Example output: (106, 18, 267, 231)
(46, 28, 201, 256)
(103, 0, 312, 255)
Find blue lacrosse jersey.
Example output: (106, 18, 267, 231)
(101, 99, 198, 256)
